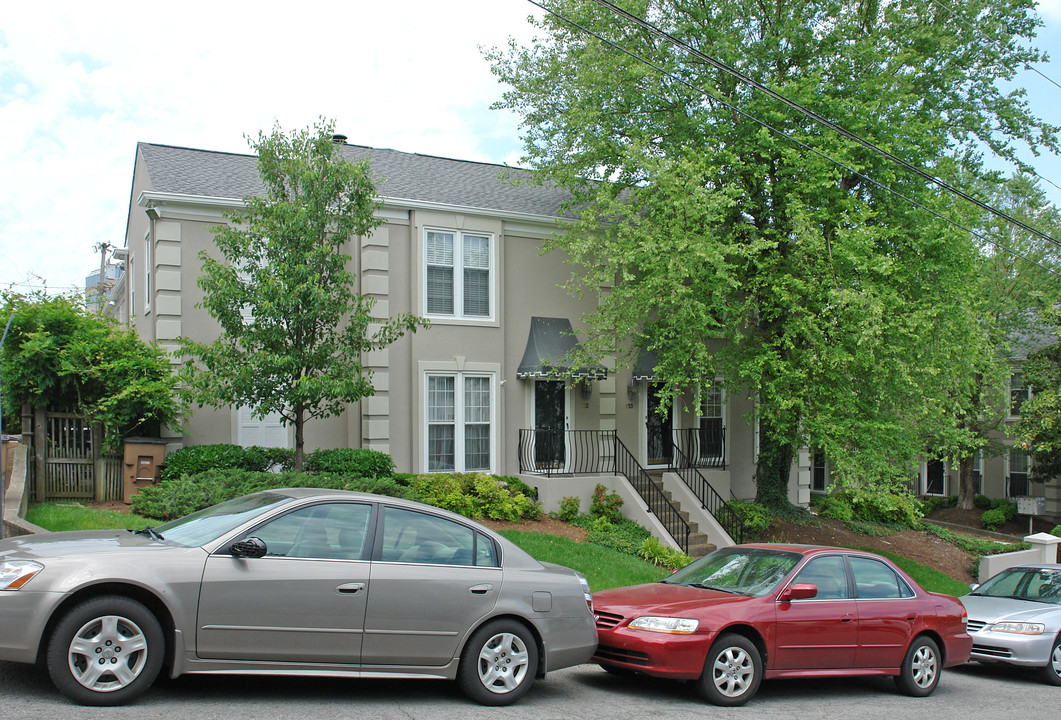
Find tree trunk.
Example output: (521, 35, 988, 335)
(956, 455, 977, 509)
(294, 409, 305, 472)
(755, 415, 795, 511)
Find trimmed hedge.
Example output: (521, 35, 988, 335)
(303, 448, 395, 478)
(408, 472, 541, 521)
(159, 445, 396, 483)
(132, 468, 415, 520)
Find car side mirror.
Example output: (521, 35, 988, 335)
(779, 583, 818, 602)
(969, 583, 979, 592)
(229, 537, 267, 558)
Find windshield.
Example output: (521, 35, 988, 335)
(971, 567, 1061, 604)
(154, 492, 295, 547)
(664, 547, 802, 596)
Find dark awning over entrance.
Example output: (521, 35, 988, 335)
(516, 317, 607, 379)
(632, 348, 659, 382)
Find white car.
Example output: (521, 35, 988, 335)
(962, 564, 1061, 685)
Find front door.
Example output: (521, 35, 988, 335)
(924, 459, 945, 496)
(645, 382, 673, 467)
(533, 380, 567, 471)
(773, 555, 859, 670)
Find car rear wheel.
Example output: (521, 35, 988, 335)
(1040, 637, 1061, 686)
(695, 633, 762, 707)
(457, 619, 538, 706)
(46, 595, 164, 706)
(894, 635, 940, 697)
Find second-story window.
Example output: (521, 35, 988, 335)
(425, 229, 492, 320)
(1010, 370, 1031, 417)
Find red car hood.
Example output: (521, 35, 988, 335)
(593, 581, 753, 617)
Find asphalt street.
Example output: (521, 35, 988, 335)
(0, 659, 1052, 720)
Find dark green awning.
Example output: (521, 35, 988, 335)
(516, 317, 607, 379)
(633, 348, 658, 381)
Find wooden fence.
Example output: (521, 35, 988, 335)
(25, 408, 122, 502)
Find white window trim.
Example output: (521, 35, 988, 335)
(1006, 447, 1031, 498)
(696, 380, 727, 465)
(422, 227, 496, 323)
(419, 362, 499, 474)
(1008, 370, 1032, 420)
(921, 458, 948, 497)
(143, 231, 152, 315)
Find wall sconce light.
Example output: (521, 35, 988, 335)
(579, 379, 592, 401)
(627, 380, 638, 405)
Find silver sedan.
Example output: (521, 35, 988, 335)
(0, 488, 597, 706)
(961, 563, 1061, 685)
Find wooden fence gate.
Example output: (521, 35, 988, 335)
(27, 409, 122, 502)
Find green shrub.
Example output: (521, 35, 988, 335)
(588, 517, 652, 555)
(590, 483, 624, 523)
(638, 536, 694, 570)
(831, 486, 922, 527)
(409, 472, 539, 521)
(497, 475, 538, 501)
(558, 496, 581, 522)
(815, 494, 854, 522)
(973, 494, 992, 510)
(159, 444, 269, 482)
(132, 468, 415, 520)
(725, 500, 772, 539)
(988, 498, 1019, 521)
(981, 507, 1008, 531)
(1052, 525, 1061, 539)
(304, 448, 395, 478)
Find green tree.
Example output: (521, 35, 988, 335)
(946, 174, 1061, 509)
(488, 0, 1057, 509)
(0, 291, 182, 444)
(179, 119, 427, 471)
(1015, 305, 1061, 484)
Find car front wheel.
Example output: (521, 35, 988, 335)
(1041, 636, 1061, 686)
(457, 619, 538, 706)
(894, 635, 940, 697)
(46, 595, 164, 706)
(696, 633, 762, 706)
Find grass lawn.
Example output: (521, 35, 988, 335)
(853, 546, 971, 597)
(500, 530, 668, 591)
(26, 502, 153, 532)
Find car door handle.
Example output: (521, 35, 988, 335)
(841, 614, 854, 622)
(336, 582, 366, 595)
(906, 613, 917, 621)
(469, 584, 494, 595)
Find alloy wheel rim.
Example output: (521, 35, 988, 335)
(67, 615, 148, 692)
(1051, 644, 1061, 676)
(911, 645, 938, 688)
(476, 632, 530, 694)
(712, 646, 753, 697)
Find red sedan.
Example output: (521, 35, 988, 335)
(592, 544, 972, 706)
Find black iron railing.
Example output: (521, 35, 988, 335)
(671, 443, 745, 544)
(672, 427, 726, 469)
(614, 437, 691, 554)
(517, 429, 617, 476)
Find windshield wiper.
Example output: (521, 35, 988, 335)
(688, 583, 741, 594)
(133, 527, 165, 541)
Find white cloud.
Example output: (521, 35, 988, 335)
(0, 0, 541, 292)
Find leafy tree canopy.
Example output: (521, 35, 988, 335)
(1, 290, 183, 443)
(1015, 305, 1061, 483)
(179, 119, 428, 470)
(488, 0, 1058, 508)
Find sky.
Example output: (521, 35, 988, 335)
(2, 0, 1061, 295)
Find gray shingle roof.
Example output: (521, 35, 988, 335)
(137, 141, 572, 219)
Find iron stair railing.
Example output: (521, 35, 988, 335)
(613, 436, 691, 554)
(671, 443, 746, 544)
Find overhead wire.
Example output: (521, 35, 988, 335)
(521, 0, 1061, 277)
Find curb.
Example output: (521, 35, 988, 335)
(921, 518, 1023, 543)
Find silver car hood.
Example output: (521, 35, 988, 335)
(0, 529, 169, 560)
(961, 594, 1061, 624)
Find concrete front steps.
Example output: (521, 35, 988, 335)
(648, 473, 716, 557)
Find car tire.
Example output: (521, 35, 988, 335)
(456, 619, 538, 706)
(1040, 636, 1061, 686)
(894, 635, 941, 697)
(46, 595, 164, 706)
(695, 633, 762, 707)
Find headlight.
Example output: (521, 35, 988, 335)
(628, 616, 700, 634)
(0, 560, 43, 590)
(990, 622, 1045, 635)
